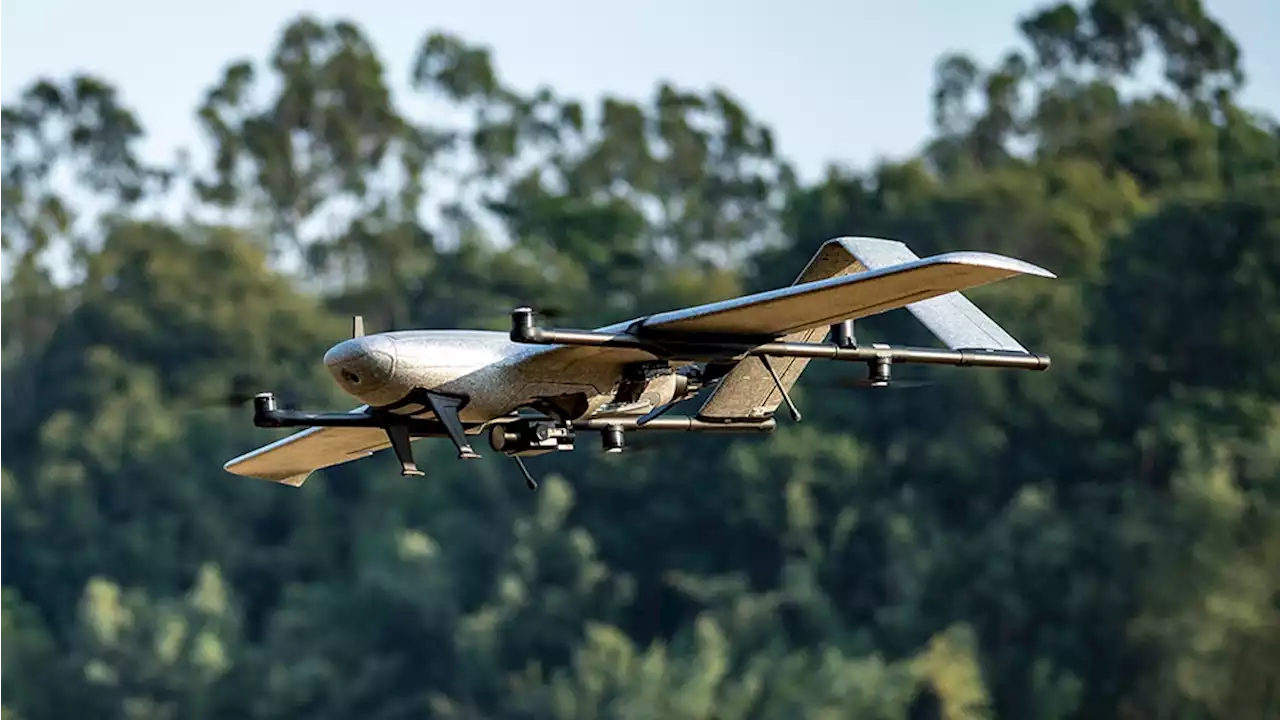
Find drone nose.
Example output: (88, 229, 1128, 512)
(324, 335, 397, 395)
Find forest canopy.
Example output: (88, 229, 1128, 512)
(3, 1, 1279, 718)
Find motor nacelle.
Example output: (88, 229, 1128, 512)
(489, 419, 575, 456)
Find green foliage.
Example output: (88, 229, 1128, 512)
(4, 2, 1279, 718)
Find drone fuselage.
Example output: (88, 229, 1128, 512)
(322, 329, 686, 424)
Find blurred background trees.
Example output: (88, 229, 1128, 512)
(4, 1, 1278, 718)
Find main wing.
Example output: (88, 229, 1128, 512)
(638, 241, 1053, 337)
(223, 406, 390, 487)
(811, 236, 1035, 352)
(686, 236, 1053, 421)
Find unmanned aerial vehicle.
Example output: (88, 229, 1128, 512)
(224, 237, 1055, 489)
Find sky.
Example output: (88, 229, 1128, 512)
(3, 0, 1279, 183)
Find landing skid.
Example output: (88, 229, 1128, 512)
(385, 423, 424, 477)
(424, 392, 481, 460)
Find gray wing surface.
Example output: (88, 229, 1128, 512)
(694, 237, 1053, 421)
(223, 406, 390, 486)
(640, 242, 1053, 338)
(820, 237, 1033, 352)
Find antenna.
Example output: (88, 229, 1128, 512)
(352, 315, 364, 339)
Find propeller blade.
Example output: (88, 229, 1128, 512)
(174, 373, 305, 422)
(205, 374, 301, 409)
(604, 433, 674, 455)
(216, 372, 264, 406)
(518, 304, 568, 321)
(832, 377, 935, 390)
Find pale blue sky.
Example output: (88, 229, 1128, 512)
(3, 0, 1278, 181)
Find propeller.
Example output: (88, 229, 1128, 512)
(823, 355, 935, 391)
(223, 372, 264, 406)
(172, 313, 376, 415)
(165, 373, 266, 412)
(194, 313, 362, 411)
(598, 431, 712, 456)
(519, 304, 569, 321)
(207, 368, 302, 409)
(830, 376, 935, 390)
(608, 435, 668, 455)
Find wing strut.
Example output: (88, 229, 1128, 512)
(759, 356, 803, 422)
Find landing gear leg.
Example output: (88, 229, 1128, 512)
(425, 392, 481, 460)
(385, 423, 425, 477)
